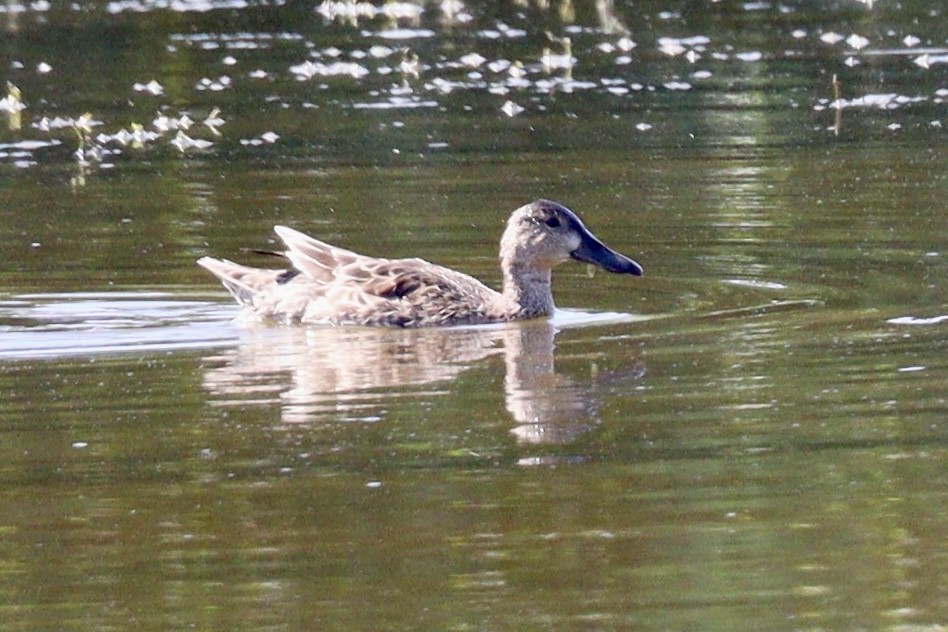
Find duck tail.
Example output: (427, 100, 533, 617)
(197, 257, 269, 307)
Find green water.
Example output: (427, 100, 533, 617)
(0, 0, 945, 629)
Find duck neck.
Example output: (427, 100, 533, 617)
(501, 262, 555, 318)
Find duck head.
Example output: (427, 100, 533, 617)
(501, 199, 644, 276)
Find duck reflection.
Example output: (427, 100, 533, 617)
(201, 318, 643, 444)
(499, 322, 598, 444)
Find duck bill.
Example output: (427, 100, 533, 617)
(570, 231, 644, 276)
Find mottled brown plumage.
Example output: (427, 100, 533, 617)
(198, 199, 643, 327)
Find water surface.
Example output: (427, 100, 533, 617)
(0, 0, 945, 629)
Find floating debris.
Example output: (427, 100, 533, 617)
(482, 59, 508, 74)
(0, 139, 61, 154)
(845, 34, 870, 50)
(735, 51, 763, 62)
(196, 76, 232, 91)
(95, 125, 161, 148)
(373, 28, 435, 41)
(657, 35, 709, 57)
(826, 93, 928, 110)
(888, 315, 948, 326)
(478, 27, 525, 40)
(367, 45, 392, 59)
(596, 37, 638, 54)
(910, 54, 947, 69)
(34, 114, 103, 132)
(2, 1, 941, 179)
(658, 40, 686, 57)
(500, 100, 524, 117)
(168, 31, 303, 47)
(316, 0, 423, 22)
(616, 36, 636, 52)
(171, 130, 213, 152)
(152, 113, 193, 132)
(459, 52, 486, 68)
(290, 60, 370, 80)
(240, 131, 279, 146)
(107, 0, 254, 14)
(202, 107, 225, 135)
(133, 79, 164, 95)
(352, 96, 438, 109)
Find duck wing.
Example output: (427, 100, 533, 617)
(274, 225, 365, 283)
(325, 258, 504, 326)
(275, 225, 493, 300)
(199, 226, 502, 326)
(275, 226, 502, 326)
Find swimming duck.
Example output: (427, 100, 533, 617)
(198, 199, 643, 327)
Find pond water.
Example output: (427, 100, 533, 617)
(1, 0, 946, 629)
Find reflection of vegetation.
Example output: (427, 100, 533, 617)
(69, 111, 96, 187)
(1, 81, 25, 130)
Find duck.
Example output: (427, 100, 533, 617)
(197, 199, 643, 327)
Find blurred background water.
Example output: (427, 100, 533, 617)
(0, 0, 945, 629)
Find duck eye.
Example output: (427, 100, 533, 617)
(544, 216, 561, 228)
